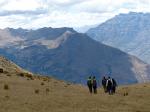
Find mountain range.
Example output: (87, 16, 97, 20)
(87, 12, 150, 64)
(0, 27, 150, 84)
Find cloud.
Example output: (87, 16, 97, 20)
(0, 0, 9, 7)
(1, 0, 44, 11)
(0, 0, 150, 28)
(49, 0, 85, 6)
(0, 8, 47, 16)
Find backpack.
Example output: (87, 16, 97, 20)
(102, 79, 106, 86)
(87, 79, 92, 86)
(107, 79, 113, 86)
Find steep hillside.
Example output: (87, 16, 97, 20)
(0, 27, 150, 84)
(0, 58, 150, 112)
(87, 12, 150, 64)
(0, 56, 26, 74)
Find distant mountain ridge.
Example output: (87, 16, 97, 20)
(0, 27, 150, 84)
(6, 27, 76, 39)
(87, 12, 150, 64)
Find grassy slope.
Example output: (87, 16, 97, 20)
(0, 72, 150, 112)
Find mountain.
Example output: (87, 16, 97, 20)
(0, 57, 150, 112)
(87, 12, 150, 64)
(74, 24, 98, 33)
(0, 27, 150, 84)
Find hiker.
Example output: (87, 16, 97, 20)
(92, 76, 97, 94)
(102, 76, 107, 93)
(106, 77, 113, 95)
(87, 76, 93, 93)
(112, 78, 117, 94)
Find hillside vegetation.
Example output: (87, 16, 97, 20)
(0, 71, 150, 112)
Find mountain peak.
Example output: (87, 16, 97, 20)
(33, 30, 75, 49)
(87, 12, 150, 64)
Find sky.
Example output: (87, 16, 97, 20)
(0, 0, 150, 29)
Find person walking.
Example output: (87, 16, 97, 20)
(87, 76, 93, 93)
(112, 78, 117, 94)
(106, 77, 113, 95)
(102, 76, 107, 93)
(92, 76, 97, 94)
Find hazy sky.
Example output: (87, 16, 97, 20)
(0, 0, 150, 29)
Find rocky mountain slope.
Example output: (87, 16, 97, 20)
(0, 56, 150, 112)
(0, 27, 150, 84)
(87, 12, 150, 64)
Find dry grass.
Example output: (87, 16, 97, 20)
(0, 73, 150, 112)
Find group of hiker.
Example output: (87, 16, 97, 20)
(87, 76, 117, 95)
(102, 76, 117, 95)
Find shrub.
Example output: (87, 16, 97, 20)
(64, 85, 68, 88)
(17, 73, 24, 77)
(46, 88, 50, 93)
(0, 68, 4, 73)
(5, 95, 9, 99)
(41, 82, 45, 86)
(25, 73, 33, 79)
(123, 92, 128, 96)
(30, 77, 34, 80)
(4, 84, 9, 90)
(35, 89, 39, 94)
(67, 83, 71, 86)
(7, 74, 11, 77)
(43, 78, 48, 82)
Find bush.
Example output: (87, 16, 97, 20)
(41, 82, 45, 86)
(67, 83, 71, 86)
(25, 73, 33, 79)
(17, 73, 24, 77)
(35, 89, 39, 94)
(46, 88, 50, 93)
(5, 95, 9, 99)
(4, 84, 9, 90)
(123, 92, 128, 96)
(17, 73, 33, 80)
(7, 74, 11, 77)
(0, 68, 4, 73)
(43, 78, 48, 82)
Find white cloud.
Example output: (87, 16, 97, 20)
(1, 0, 43, 11)
(0, 0, 150, 29)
